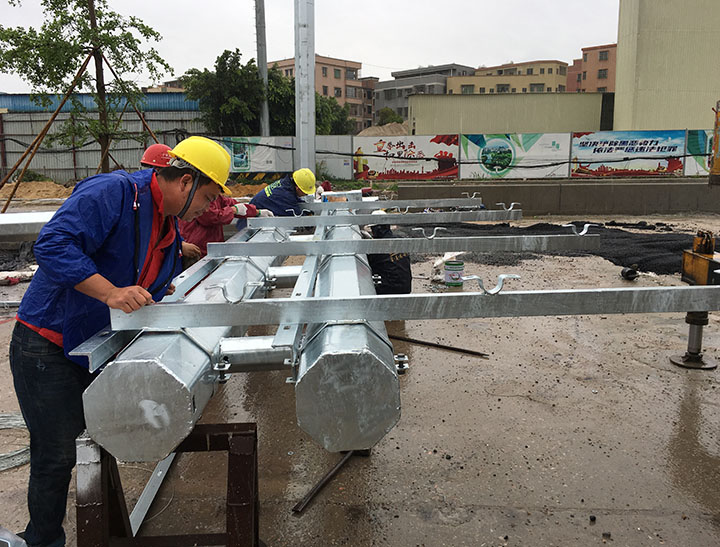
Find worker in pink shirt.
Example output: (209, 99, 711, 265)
(178, 196, 272, 257)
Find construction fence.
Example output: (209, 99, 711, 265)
(0, 111, 713, 183)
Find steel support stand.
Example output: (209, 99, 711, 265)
(670, 311, 717, 370)
(76, 423, 261, 546)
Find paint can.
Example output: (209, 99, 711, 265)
(444, 260, 464, 289)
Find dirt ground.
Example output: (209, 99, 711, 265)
(1, 211, 720, 546)
(0, 179, 266, 203)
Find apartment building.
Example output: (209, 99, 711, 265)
(268, 55, 373, 133)
(566, 44, 617, 93)
(446, 60, 568, 95)
(374, 64, 476, 121)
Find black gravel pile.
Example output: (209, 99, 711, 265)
(0, 242, 35, 272)
(393, 221, 693, 275)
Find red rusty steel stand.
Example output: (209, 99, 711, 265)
(76, 423, 260, 547)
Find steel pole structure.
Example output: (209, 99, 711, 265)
(294, 0, 315, 169)
(82, 229, 288, 461)
(294, 222, 400, 452)
(255, 0, 270, 136)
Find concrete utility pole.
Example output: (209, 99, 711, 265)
(294, 0, 315, 169)
(710, 100, 720, 185)
(255, 0, 270, 136)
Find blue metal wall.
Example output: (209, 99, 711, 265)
(0, 92, 200, 112)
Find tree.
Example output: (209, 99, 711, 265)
(377, 106, 404, 126)
(184, 54, 356, 136)
(0, 0, 171, 172)
(183, 49, 265, 136)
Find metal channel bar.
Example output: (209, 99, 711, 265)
(207, 234, 599, 258)
(128, 453, 176, 536)
(271, 255, 319, 350)
(111, 286, 720, 330)
(70, 328, 139, 373)
(247, 209, 522, 228)
(219, 336, 292, 372)
(0, 211, 55, 242)
(299, 197, 485, 213)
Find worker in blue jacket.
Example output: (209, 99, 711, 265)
(236, 167, 316, 230)
(9, 136, 232, 547)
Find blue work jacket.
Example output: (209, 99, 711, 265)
(17, 169, 182, 367)
(236, 175, 305, 230)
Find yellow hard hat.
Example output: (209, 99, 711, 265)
(292, 168, 316, 195)
(169, 136, 232, 195)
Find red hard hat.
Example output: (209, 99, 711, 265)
(140, 143, 172, 168)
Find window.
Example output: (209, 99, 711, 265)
(461, 84, 475, 94)
(334, 87, 342, 97)
(548, 68, 553, 74)
(511, 88, 516, 93)
(577, 73, 582, 82)
(403, 107, 408, 117)
(347, 86, 358, 98)
(558, 85, 566, 92)
(582, 71, 587, 80)
(396, 107, 403, 116)
(366, 105, 372, 115)
(489, 89, 495, 93)
(322, 66, 327, 77)
(540, 68, 545, 74)
(478, 87, 486, 94)
(547, 87, 552, 92)
(334, 68, 341, 79)
(529, 83, 544, 93)
(448, 89, 453, 94)
(346, 69, 357, 80)
(497, 84, 510, 93)
(598, 69, 608, 79)
(383, 89, 396, 100)
(599, 50, 609, 61)
(322, 85, 328, 96)
(597, 87, 607, 92)
(497, 69, 504, 75)
(526, 68, 534, 75)
(522, 88, 527, 93)
(285, 69, 293, 77)
(558, 66, 567, 75)
(583, 53, 588, 62)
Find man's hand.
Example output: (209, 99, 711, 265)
(257, 209, 274, 217)
(181, 241, 202, 260)
(105, 285, 153, 314)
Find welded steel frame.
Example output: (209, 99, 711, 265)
(76, 423, 260, 547)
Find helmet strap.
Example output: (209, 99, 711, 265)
(177, 171, 200, 220)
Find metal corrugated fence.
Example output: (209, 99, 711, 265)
(0, 111, 206, 183)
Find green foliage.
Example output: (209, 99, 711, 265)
(0, 0, 171, 150)
(377, 106, 403, 126)
(183, 49, 265, 136)
(183, 55, 356, 137)
(267, 65, 295, 136)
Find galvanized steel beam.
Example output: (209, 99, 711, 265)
(207, 233, 600, 258)
(111, 286, 720, 331)
(299, 197, 486, 213)
(246, 209, 522, 228)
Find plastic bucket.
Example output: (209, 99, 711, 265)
(444, 260, 464, 288)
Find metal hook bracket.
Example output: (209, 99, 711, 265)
(461, 274, 520, 295)
(495, 202, 521, 211)
(562, 223, 598, 236)
(412, 226, 447, 239)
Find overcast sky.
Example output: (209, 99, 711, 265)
(0, 0, 620, 93)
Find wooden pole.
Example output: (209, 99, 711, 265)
(709, 100, 720, 185)
(100, 53, 159, 144)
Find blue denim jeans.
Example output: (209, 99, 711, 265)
(9, 321, 93, 547)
